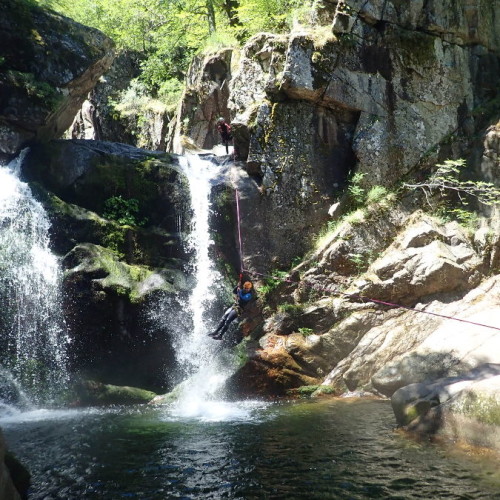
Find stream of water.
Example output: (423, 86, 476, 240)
(0, 160, 68, 404)
(1, 154, 500, 499)
(169, 154, 238, 417)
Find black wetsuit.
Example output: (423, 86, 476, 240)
(209, 286, 253, 339)
(217, 121, 232, 153)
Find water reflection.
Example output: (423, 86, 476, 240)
(2, 399, 499, 499)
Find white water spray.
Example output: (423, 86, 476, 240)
(170, 154, 239, 417)
(0, 158, 69, 404)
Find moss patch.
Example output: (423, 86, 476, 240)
(451, 393, 500, 426)
(63, 243, 176, 303)
(392, 27, 436, 68)
(75, 379, 157, 405)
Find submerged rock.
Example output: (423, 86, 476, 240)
(73, 379, 157, 406)
(391, 364, 500, 450)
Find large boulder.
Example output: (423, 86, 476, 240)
(61, 242, 189, 391)
(0, 0, 115, 155)
(21, 139, 190, 262)
(0, 431, 25, 500)
(391, 364, 500, 451)
(356, 212, 484, 305)
(321, 237, 499, 395)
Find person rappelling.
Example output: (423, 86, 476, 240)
(208, 280, 254, 340)
(216, 117, 233, 154)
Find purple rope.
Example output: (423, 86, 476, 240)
(242, 269, 500, 333)
(235, 189, 244, 273)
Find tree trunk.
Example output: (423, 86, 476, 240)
(206, 0, 217, 33)
(221, 0, 241, 27)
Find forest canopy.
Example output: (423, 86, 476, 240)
(34, 0, 314, 100)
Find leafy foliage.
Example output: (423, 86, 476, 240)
(347, 172, 366, 206)
(435, 205, 480, 231)
(404, 159, 500, 208)
(258, 270, 289, 298)
(298, 327, 313, 336)
(35, 0, 315, 101)
(103, 195, 146, 226)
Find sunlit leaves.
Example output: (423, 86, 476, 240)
(405, 159, 500, 207)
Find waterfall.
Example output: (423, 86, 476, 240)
(170, 153, 237, 418)
(0, 157, 68, 405)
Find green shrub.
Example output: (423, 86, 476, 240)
(259, 270, 289, 298)
(278, 303, 303, 317)
(157, 78, 184, 112)
(435, 205, 480, 231)
(405, 158, 500, 208)
(366, 185, 388, 204)
(344, 208, 366, 226)
(406, 157, 499, 231)
(298, 327, 313, 336)
(348, 172, 366, 206)
(102, 195, 146, 226)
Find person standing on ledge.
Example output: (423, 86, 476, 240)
(208, 281, 254, 340)
(216, 117, 233, 154)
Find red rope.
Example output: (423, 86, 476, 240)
(235, 189, 244, 274)
(242, 268, 500, 333)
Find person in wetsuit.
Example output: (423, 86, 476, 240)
(208, 281, 254, 340)
(216, 117, 233, 154)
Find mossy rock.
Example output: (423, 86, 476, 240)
(22, 140, 189, 233)
(450, 393, 500, 427)
(0, 1, 114, 154)
(74, 379, 157, 406)
(63, 242, 188, 303)
(31, 183, 186, 267)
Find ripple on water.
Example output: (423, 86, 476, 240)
(1, 399, 500, 499)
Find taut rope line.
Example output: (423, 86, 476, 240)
(235, 188, 244, 275)
(241, 268, 500, 332)
(232, 188, 499, 332)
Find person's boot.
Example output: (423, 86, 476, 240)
(212, 323, 230, 340)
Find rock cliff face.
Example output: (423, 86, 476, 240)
(173, 0, 500, 449)
(170, 49, 234, 154)
(177, 0, 499, 271)
(0, 0, 115, 156)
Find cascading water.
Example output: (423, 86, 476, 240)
(170, 153, 240, 419)
(0, 156, 68, 406)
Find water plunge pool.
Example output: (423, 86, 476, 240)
(2, 398, 499, 499)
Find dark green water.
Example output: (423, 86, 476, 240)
(2, 399, 499, 499)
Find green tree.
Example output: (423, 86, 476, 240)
(35, 0, 314, 97)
